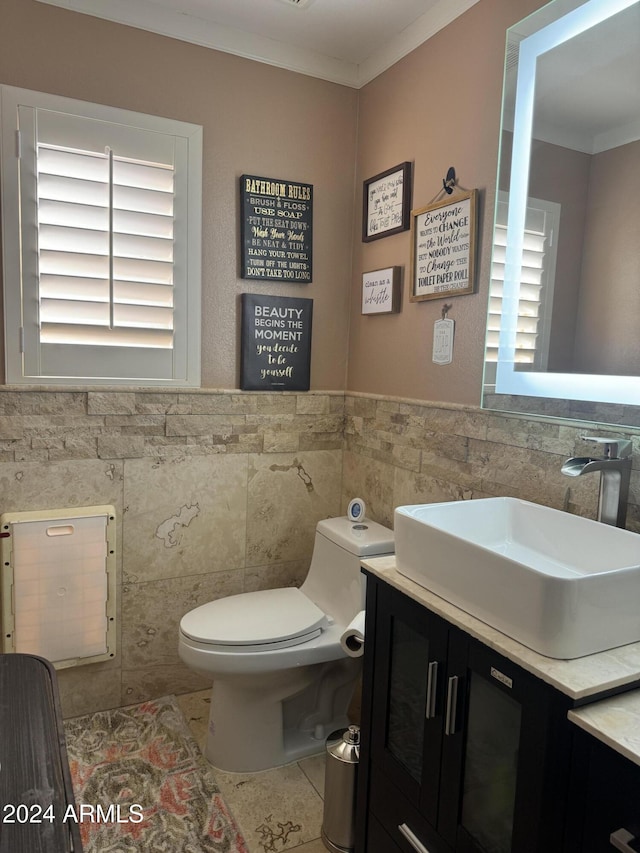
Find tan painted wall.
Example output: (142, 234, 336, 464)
(0, 0, 358, 390)
(527, 139, 591, 373)
(1, 0, 569, 408)
(348, 0, 545, 405)
(573, 139, 640, 375)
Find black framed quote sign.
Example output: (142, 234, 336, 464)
(240, 174, 313, 282)
(240, 294, 313, 391)
(362, 161, 412, 242)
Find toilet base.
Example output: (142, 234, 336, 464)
(204, 658, 360, 772)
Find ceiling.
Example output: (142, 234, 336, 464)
(502, 0, 640, 154)
(35, 0, 481, 88)
(532, 1, 640, 153)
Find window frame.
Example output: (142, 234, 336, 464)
(0, 85, 203, 387)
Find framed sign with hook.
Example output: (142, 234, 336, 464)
(410, 189, 477, 301)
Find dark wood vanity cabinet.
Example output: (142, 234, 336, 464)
(565, 729, 640, 853)
(356, 575, 574, 853)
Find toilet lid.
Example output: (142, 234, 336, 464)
(180, 587, 328, 647)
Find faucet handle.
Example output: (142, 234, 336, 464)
(581, 436, 632, 459)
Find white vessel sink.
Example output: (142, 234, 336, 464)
(394, 497, 640, 659)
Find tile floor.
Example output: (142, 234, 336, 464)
(176, 690, 330, 853)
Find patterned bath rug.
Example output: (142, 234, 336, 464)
(63, 695, 248, 853)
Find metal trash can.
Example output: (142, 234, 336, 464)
(321, 725, 360, 853)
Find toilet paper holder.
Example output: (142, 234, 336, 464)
(341, 610, 365, 658)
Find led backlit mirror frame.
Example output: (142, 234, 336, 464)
(492, 0, 640, 407)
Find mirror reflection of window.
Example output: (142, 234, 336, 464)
(485, 196, 560, 387)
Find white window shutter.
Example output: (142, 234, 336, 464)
(1, 86, 202, 386)
(485, 195, 560, 385)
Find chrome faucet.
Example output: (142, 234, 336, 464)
(561, 437, 632, 528)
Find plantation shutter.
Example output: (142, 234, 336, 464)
(1, 87, 202, 386)
(37, 145, 175, 350)
(485, 197, 559, 382)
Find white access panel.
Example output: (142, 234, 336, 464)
(0, 506, 116, 668)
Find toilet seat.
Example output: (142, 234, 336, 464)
(180, 587, 329, 652)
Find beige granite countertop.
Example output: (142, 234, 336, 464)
(362, 556, 640, 702)
(569, 693, 640, 767)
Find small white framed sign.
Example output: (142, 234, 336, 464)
(361, 266, 402, 315)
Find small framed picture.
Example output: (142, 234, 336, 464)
(362, 162, 412, 242)
(362, 267, 402, 315)
(410, 189, 477, 301)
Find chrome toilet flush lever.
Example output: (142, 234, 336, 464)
(561, 436, 632, 528)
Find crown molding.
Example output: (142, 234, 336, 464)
(35, 0, 480, 89)
(357, 0, 481, 86)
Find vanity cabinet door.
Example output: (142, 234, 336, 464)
(370, 584, 449, 827)
(569, 731, 640, 853)
(366, 814, 403, 853)
(440, 638, 570, 853)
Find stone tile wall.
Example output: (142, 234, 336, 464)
(0, 389, 344, 717)
(342, 393, 640, 534)
(2, 387, 639, 718)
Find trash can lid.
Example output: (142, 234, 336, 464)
(326, 725, 360, 762)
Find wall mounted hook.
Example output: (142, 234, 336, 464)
(442, 166, 456, 195)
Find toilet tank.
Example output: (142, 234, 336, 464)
(300, 517, 394, 626)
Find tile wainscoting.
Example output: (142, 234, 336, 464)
(342, 394, 640, 531)
(0, 388, 344, 717)
(1, 387, 638, 717)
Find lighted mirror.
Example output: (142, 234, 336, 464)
(483, 0, 640, 422)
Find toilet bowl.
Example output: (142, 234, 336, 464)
(178, 516, 394, 772)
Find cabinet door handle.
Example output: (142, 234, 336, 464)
(425, 661, 438, 719)
(398, 822, 432, 853)
(611, 828, 639, 851)
(445, 675, 459, 736)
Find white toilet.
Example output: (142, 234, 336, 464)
(178, 515, 394, 772)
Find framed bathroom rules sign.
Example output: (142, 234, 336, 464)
(240, 294, 313, 391)
(240, 174, 313, 282)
